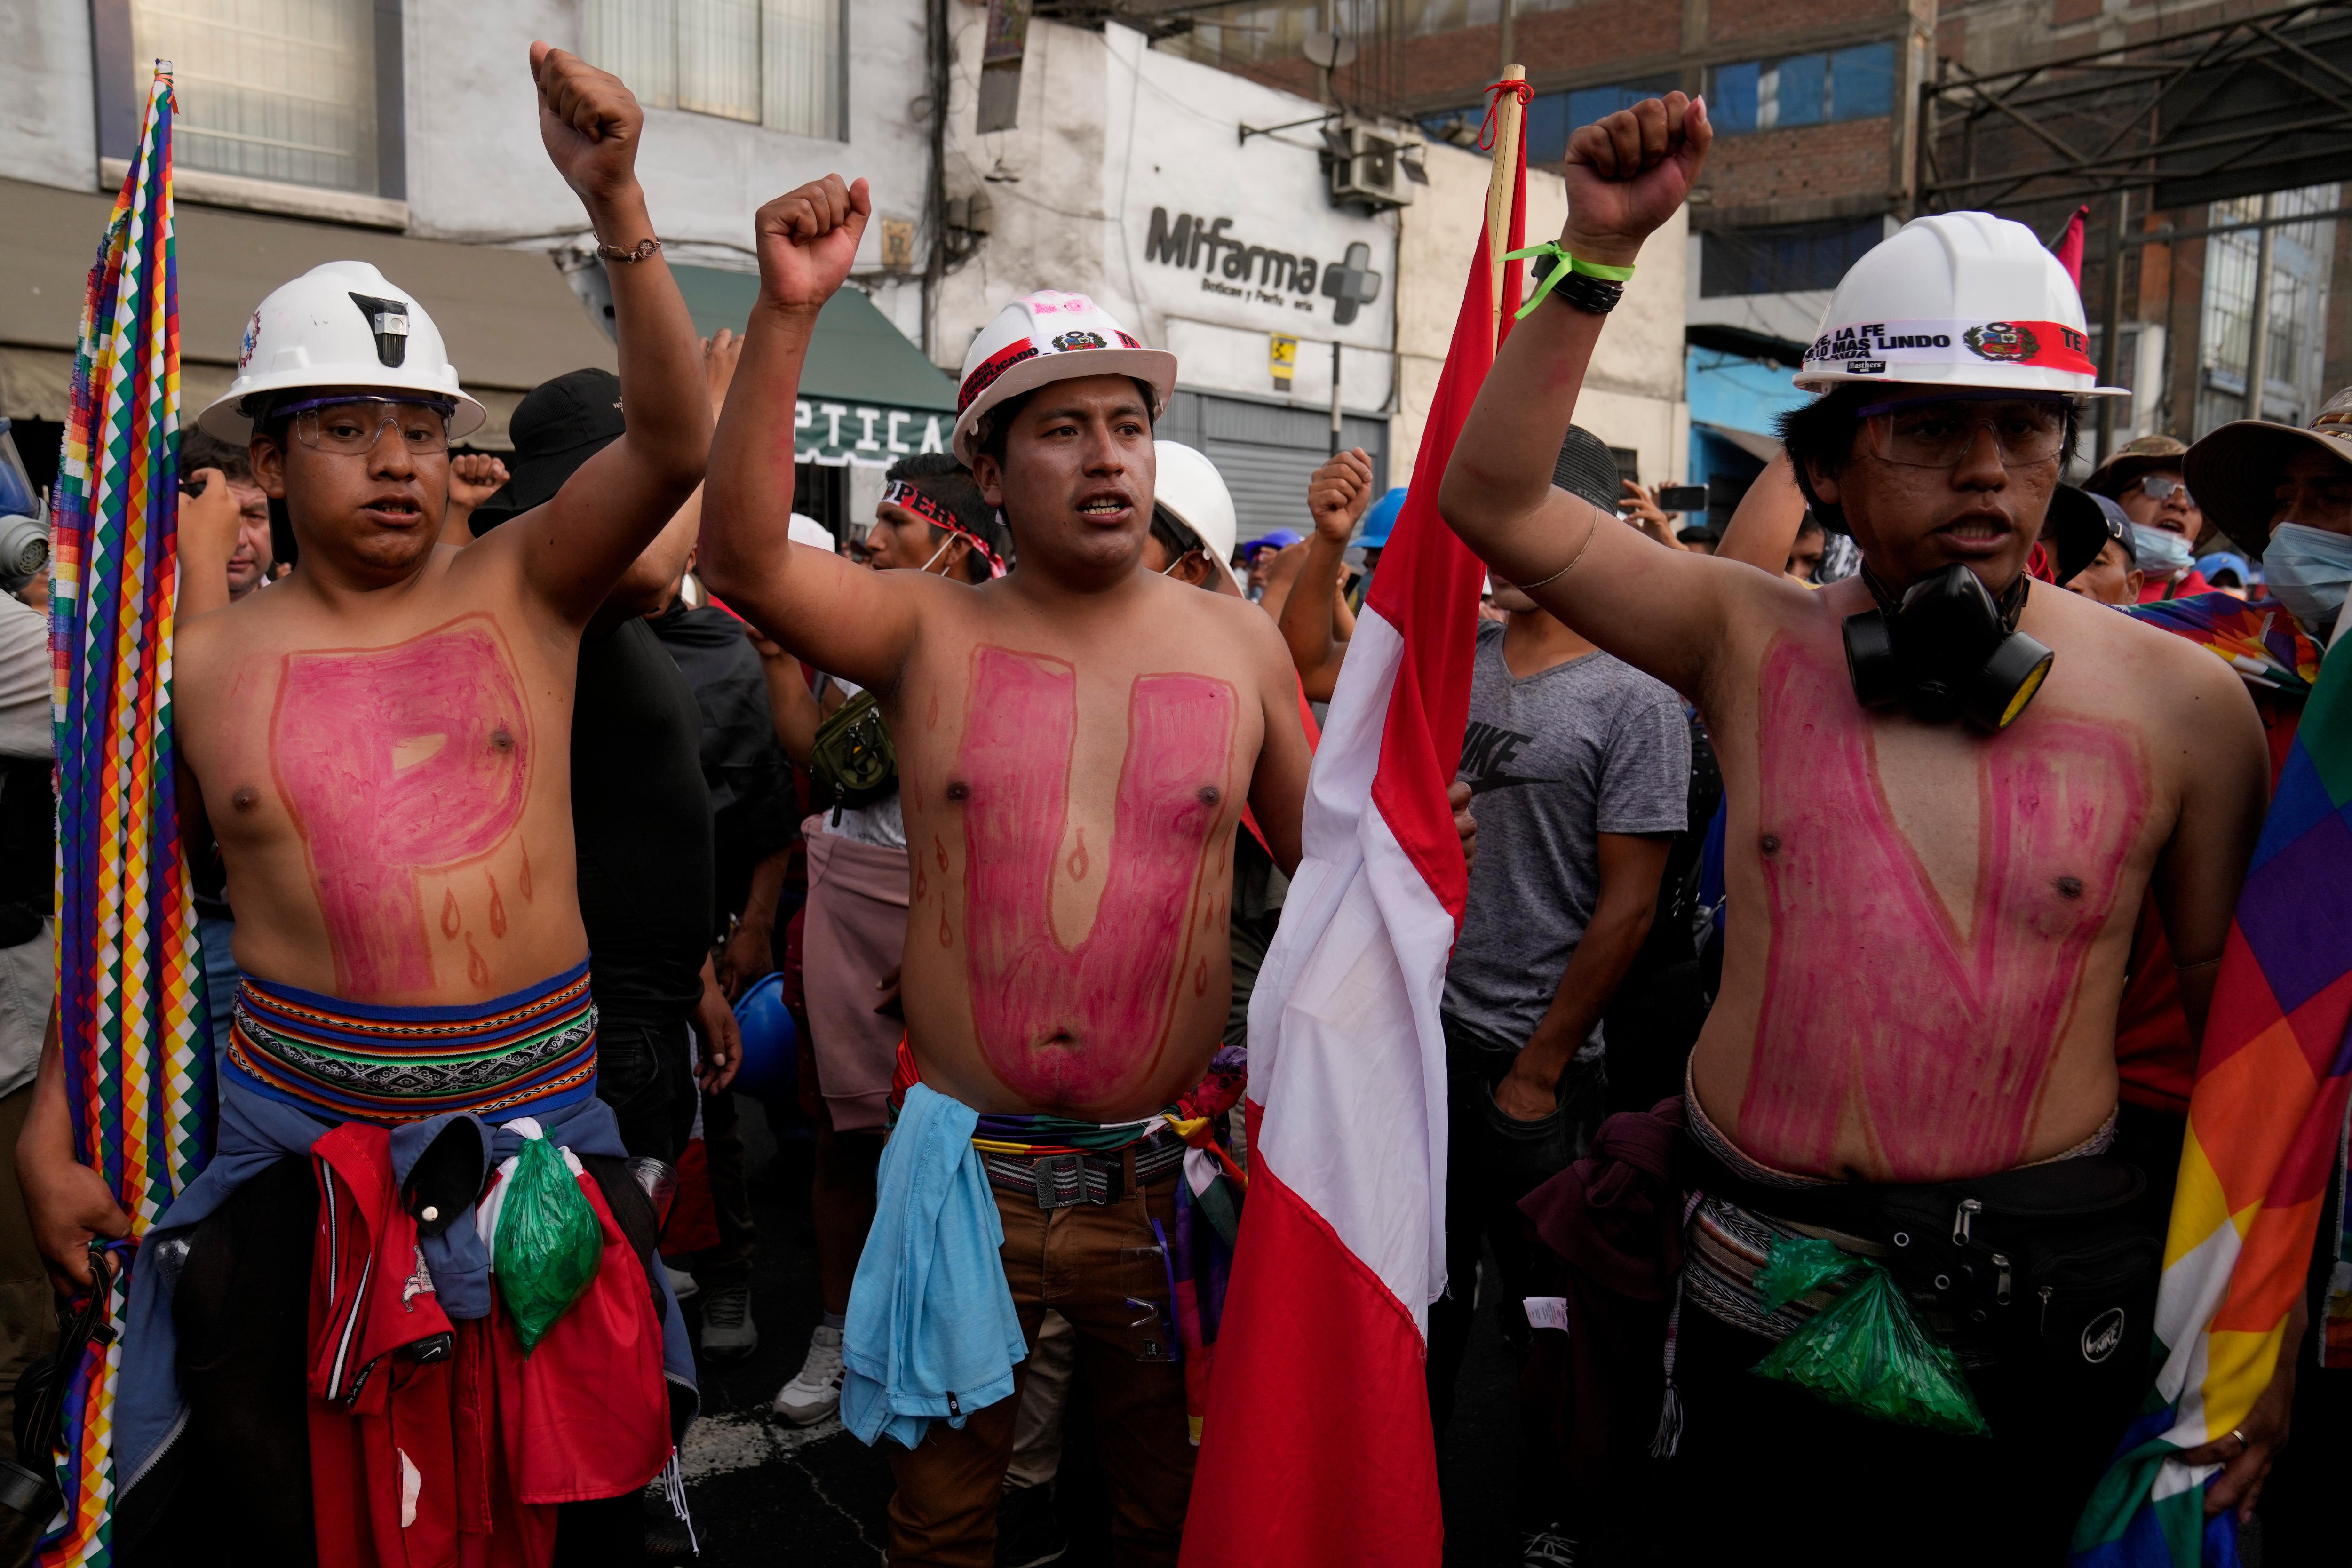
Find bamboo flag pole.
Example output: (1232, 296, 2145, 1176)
(1485, 63, 1525, 350)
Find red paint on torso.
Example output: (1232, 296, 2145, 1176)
(270, 616, 532, 998)
(1740, 640, 2147, 1178)
(955, 647, 1236, 1108)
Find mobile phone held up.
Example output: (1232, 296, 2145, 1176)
(1656, 484, 1708, 514)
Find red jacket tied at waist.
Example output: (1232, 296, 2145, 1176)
(307, 1121, 672, 1568)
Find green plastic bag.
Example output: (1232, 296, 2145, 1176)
(1749, 1236, 1989, 1437)
(493, 1128, 603, 1354)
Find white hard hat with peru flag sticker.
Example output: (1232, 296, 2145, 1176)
(1794, 212, 2129, 400)
(195, 259, 487, 441)
(952, 290, 1177, 467)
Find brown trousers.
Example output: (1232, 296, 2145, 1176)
(886, 1165, 1194, 1567)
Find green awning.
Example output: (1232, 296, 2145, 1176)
(672, 266, 956, 466)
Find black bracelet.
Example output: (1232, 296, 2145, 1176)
(1529, 253, 1624, 315)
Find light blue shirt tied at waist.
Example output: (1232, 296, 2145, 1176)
(841, 1081, 1027, 1449)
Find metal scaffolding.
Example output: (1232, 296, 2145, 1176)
(1917, 1, 2352, 456)
(1918, 0, 2352, 215)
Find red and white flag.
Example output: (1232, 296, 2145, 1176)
(1182, 95, 1530, 1568)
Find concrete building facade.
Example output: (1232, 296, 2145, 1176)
(1158, 0, 2347, 522)
(0, 0, 951, 535)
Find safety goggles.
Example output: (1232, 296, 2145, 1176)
(278, 396, 455, 457)
(2135, 473, 2198, 508)
(1854, 394, 2070, 470)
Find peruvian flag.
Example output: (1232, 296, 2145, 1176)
(1181, 116, 1529, 1566)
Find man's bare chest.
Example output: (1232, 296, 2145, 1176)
(186, 611, 573, 996)
(891, 641, 1253, 1106)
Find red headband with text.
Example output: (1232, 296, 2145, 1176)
(883, 479, 1006, 579)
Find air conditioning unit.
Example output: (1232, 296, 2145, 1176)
(1330, 123, 1418, 209)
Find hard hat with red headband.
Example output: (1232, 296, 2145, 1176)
(1793, 212, 2129, 402)
(951, 291, 1177, 467)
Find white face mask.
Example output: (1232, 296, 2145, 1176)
(2130, 523, 2193, 580)
(2264, 521, 2352, 642)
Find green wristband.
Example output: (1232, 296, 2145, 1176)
(1566, 254, 1636, 281)
(1499, 243, 1637, 320)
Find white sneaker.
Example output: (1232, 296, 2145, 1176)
(663, 1263, 700, 1304)
(772, 1324, 844, 1425)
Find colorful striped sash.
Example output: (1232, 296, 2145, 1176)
(226, 963, 599, 1125)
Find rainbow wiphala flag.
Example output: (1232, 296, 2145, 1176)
(2071, 633, 2352, 1566)
(42, 63, 214, 1566)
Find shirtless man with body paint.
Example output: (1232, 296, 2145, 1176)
(1440, 97, 2272, 1561)
(18, 47, 713, 1564)
(697, 177, 1311, 1565)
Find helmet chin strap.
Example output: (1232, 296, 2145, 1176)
(1160, 550, 1196, 577)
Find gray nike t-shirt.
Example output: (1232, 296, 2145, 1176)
(1443, 620, 1690, 1049)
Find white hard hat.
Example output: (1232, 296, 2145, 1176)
(196, 260, 487, 440)
(789, 512, 836, 551)
(1794, 213, 2127, 400)
(1152, 441, 1241, 592)
(952, 290, 1177, 466)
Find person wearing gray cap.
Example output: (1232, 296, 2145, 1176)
(2048, 486, 2143, 606)
(2186, 386, 2352, 644)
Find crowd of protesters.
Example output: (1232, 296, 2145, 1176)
(0, 50, 2345, 1568)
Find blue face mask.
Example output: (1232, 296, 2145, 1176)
(2263, 522, 2352, 641)
(2130, 524, 2194, 580)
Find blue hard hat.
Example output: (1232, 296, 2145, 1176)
(1241, 528, 1302, 556)
(730, 971, 797, 1100)
(1356, 487, 1408, 548)
(2195, 550, 2256, 586)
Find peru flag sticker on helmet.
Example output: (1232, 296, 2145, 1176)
(952, 290, 1178, 466)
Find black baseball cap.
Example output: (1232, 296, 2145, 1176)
(2048, 484, 2135, 585)
(466, 368, 624, 531)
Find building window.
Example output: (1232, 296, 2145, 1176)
(130, 0, 384, 192)
(586, 0, 843, 140)
(1700, 217, 1885, 298)
(2196, 183, 2339, 436)
(1425, 76, 1678, 164)
(1709, 42, 1894, 135)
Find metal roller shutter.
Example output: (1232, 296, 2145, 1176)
(1161, 389, 1387, 546)
(1204, 439, 1325, 545)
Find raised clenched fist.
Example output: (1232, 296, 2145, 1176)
(447, 454, 510, 510)
(1561, 92, 1712, 270)
(753, 175, 872, 316)
(529, 42, 645, 213)
(1307, 447, 1375, 545)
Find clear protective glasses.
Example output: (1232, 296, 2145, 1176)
(2136, 473, 2198, 508)
(1854, 395, 2072, 470)
(285, 396, 453, 457)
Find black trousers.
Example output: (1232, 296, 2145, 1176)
(1664, 1303, 2142, 1567)
(595, 1006, 698, 1165)
(117, 1155, 660, 1568)
(1426, 1014, 1602, 1532)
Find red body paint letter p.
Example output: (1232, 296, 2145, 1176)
(272, 617, 531, 996)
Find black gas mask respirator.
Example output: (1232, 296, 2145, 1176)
(1843, 564, 2053, 732)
